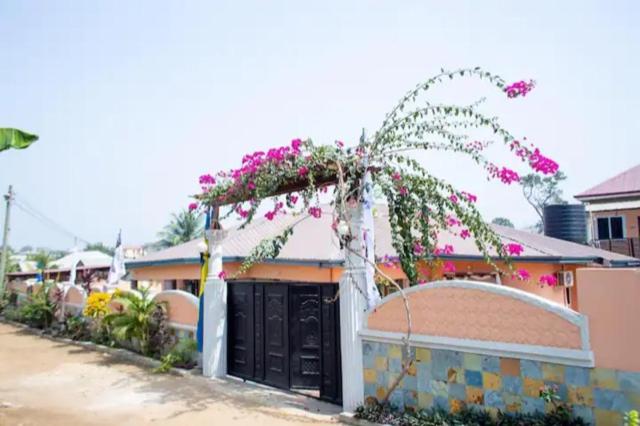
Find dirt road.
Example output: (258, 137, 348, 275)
(0, 322, 342, 426)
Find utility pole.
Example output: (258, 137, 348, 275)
(0, 185, 13, 297)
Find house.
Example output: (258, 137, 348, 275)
(6, 250, 113, 289)
(126, 205, 638, 310)
(575, 163, 640, 258)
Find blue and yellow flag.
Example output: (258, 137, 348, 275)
(196, 208, 210, 353)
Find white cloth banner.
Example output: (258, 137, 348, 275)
(362, 161, 381, 308)
(107, 232, 126, 287)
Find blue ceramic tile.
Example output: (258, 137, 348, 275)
(484, 390, 505, 410)
(377, 371, 388, 387)
(464, 370, 483, 387)
(431, 380, 448, 398)
(522, 396, 544, 414)
(403, 389, 417, 408)
(572, 405, 594, 425)
(433, 396, 449, 410)
(417, 363, 433, 386)
(618, 371, 640, 393)
(448, 383, 466, 400)
(520, 360, 542, 379)
(376, 342, 388, 356)
(593, 388, 632, 412)
(389, 357, 402, 373)
(502, 376, 523, 394)
(364, 383, 377, 399)
(402, 375, 417, 391)
(363, 341, 374, 356)
(363, 351, 375, 369)
(389, 389, 404, 410)
(565, 366, 590, 387)
(481, 356, 500, 373)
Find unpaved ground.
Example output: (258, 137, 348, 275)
(0, 322, 342, 426)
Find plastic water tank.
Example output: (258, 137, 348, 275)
(543, 204, 587, 244)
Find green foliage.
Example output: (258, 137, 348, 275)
(354, 402, 587, 426)
(0, 128, 39, 152)
(154, 338, 197, 373)
(491, 217, 514, 228)
(625, 410, 639, 426)
(521, 171, 567, 228)
(62, 315, 91, 341)
(104, 288, 169, 356)
(19, 282, 57, 329)
(84, 242, 115, 256)
(155, 209, 204, 249)
(0, 247, 20, 273)
(28, 250, 59, 270)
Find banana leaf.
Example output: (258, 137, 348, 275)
(0, 128, 39, 152)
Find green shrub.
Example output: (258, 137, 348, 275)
(354, 402, 587, 426)
(19, 283, 57, 329)
(154, 338, 197, 373)
(62, 315, 91, 341)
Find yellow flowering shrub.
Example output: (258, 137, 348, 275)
(83, 292, 111, 318)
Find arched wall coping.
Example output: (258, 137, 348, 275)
(362, 280, 593, 367)
(152, 290, 199, 307)
(63, 284, 87, 307)
(368, 279, 585, 327)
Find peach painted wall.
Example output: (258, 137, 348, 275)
(153, 291, 198, 327)
(577, 268, 640, 371)
(367, 283, 583, 349)
(131, 262, 339, 284)
(64, 285, 86, 306)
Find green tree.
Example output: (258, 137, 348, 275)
(28, 250, 59, 270)
(0, 248, 19, 273)
(491, 217, 514, 228)
(521, 171, 567, 231)
(85, 242, 115, 256)
(155, 209, 203, 249)
(105, 288, 167, 356)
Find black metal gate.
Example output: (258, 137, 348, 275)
(227, 281, 341, 404)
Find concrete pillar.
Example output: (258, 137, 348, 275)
(202, 228, 228, 378)
(339, 196, 375, 412)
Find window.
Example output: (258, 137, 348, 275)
(596, 216, 625, 240)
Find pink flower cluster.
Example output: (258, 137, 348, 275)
(446, 215, 462, 228)
(510, 140, 559, 176)
(443, 261, 456, 273)
(505, 80, 535, 98)
(514, 268, 531, 281)
(413, 242, 425, 256)
(308, 206, 322, 218)
(539, 274, 558, 287)
(460, 229, 471, 239)
(434, 244, 455, 256)
(265, 201, 284, 221)
(188, 202, 198, 211)
(504, 243, 524, 256)
(461, 191, 477, 203)
(488, 164, 520, 185)
(528, 148, 559, 175)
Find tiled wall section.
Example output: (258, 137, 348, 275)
(363, 340, 640, 425)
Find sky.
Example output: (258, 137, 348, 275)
(1, 1, 639, 251)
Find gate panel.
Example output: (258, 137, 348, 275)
(254, 284, 265, 382)
(320, 284, 342, 404)
(264, 283, 289, 388)
(290, 285, 321, 389)
(227, 282, 255, 379)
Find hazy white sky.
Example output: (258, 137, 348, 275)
(1, 1, 639, 250)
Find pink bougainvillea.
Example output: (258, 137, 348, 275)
(514, 268, 531, 281)
(413, 242, 425, 256)
(504, 243, 524, 256)
(188, 202, 198, 211)
(218, 271, 227, 279)
(528, 148, 559, 175)
(308, 206, 322, 218)
(505, 80, 535, 98)
(460, 229, 471, 239)
(539, 274, 558, 287)
(443, 261, 456, 273)
(461, 191, 477, 203)
(199, 174, 215, 185)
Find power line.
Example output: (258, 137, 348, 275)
(12, 193, 90, 245)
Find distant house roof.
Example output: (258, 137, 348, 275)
(127, 206, 639, 270)
(575, 164, 640, 201)
(7, 250, 112, 278)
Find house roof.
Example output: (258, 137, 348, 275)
(127, 206, 639, 269)
(575, 164, 640, 201)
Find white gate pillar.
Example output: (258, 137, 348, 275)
(202, 228, 228, 378)
(340, 169, 378, 412)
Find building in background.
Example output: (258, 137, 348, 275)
(575, 163, 640, 258)
(126, 206, 638, 310)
